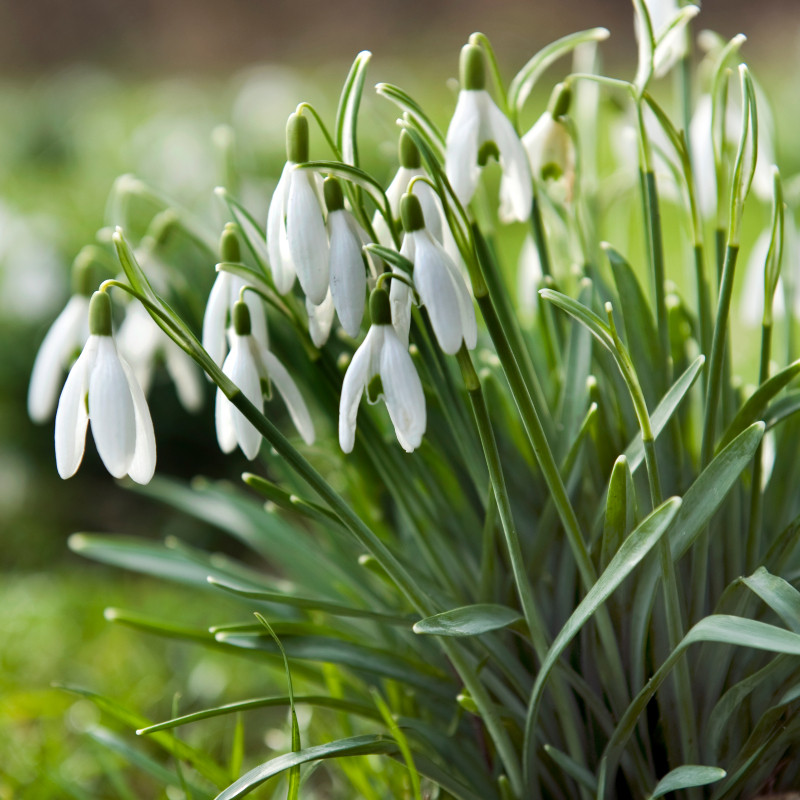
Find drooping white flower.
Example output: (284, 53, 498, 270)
(324, 177, 368, 338)
(54, 291, 156, 484)
(28, 294, 90, 423)
(400, 193, 477, 355)
(339, 287, 426, 453)
(202, 224, 269, 367)
(215, 301, 314, 458)
(118, 300, 203, 412)
(266, 112, 328, 304)
(522, 84, 576, 204)
(445, 44, 532, 223)
(373, 131, 447, 248)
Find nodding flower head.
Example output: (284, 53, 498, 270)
(339, 287, 426, 454)
(400, 193, 477, 355)
(215, 301, 315, 459)
(54, 291, 156, 484)
(266, 111, 329, 304)
(445, 43, 532, 223)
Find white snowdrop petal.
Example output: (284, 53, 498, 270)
(414, 234, 465, 355)
(287, 169, 329, 305)
(261, 349, 315, 445)
(202, 271, 233, 366)
(380, 328, 426, 452)
(120, 355, 157, 484)
(449, 255, 478, 350)
(338, 327, 381, 453)
(487, 98, 533, 222)
(165, 341, 204, 413)
(329, 211, 366, 337)
(445, 91, 482, 207)
(227, 337, 264, 460)
(89, 337, 137, 479)
(307, 290, 335, 348)
(267, 163, 296, 295)
(415, 180, 445, 243)
(28, 294, 89, 423)
(215, 385, 238, 453)
(54, 336, 96, 479)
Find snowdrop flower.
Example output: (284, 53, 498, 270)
(54, 291, 156, 483)
(324, 177, 368, 337)
(522, 83, 576, 203)
(28, 255, 93, 423)
(339, 287, 426, 453)
(117, 300, 203, 412)
(266, 112, 328, 304)
(400, 193, 477, 355)
(445, 43, 532, 223)
(373, 131, 446, 248)
(202, 223, 269, 367)
(216, 301, 314, 459)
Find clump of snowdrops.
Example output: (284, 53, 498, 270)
(29, 1, 800, 797)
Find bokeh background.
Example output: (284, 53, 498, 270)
(3, 0, 800, 795)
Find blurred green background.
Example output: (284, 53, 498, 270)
(3, 0, 800, 795)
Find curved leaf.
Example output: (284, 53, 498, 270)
(413, 604, 522, 637)
(648, 765, 726, 799)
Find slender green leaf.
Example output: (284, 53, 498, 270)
(605, 244, 663, 404)
(648, 765, 726, 799)
(523, 498, 681, 780)
(717, 360, 800, 451)
(742, 567, 800, 633)
(602, 615, 800, 793)
(336, 51, 372, 166)
(214, 633, 451, 695)
(601, 456, 630, 570)
(209, 578, 412, 624)
(509, 27, 610, 114)
(412, 604, 523, 637)
(375, 83, 446, 151)
(372, 690, 423, 800)
(138, 695, 382, 735)
(622, 355, 705, 474)
(214, 735, 397, 799)
(543, 744, 598, 793)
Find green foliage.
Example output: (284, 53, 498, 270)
(23, 7, 800, 799)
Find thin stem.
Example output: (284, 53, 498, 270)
(746, 322, 772, 570)
(456, 347, 590, 795)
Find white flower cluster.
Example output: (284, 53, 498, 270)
(31, 36, 566, 480)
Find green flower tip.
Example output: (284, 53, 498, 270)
(369, 287, 392, 326)
(71, 249, 97, 297)
(459, 43, 485, 91)
(400, 192, 425, 233)
(398, 130, 421, 169)
(89, 291, 113, 337)
(548, 82, 572, 118)
(232, 300, 251, 336)
(220, 223, 241, 263)
(324, 176, 345, 212)
(286, 112, 309, 163)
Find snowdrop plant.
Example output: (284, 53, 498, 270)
(32, 8, 800, 800)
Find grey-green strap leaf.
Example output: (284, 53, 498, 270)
(647, 765, 726, 799)
(523, 497, 681, 783)
(413, 604, 523, 637)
